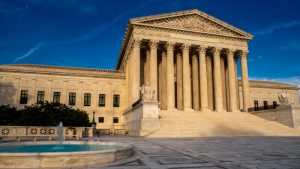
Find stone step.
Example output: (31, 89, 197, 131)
(147, 110, 300, 138)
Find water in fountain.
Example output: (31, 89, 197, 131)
(57, 122, 64, 144)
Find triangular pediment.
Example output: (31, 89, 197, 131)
(130, 10, 253, 39)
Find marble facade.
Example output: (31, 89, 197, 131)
(0, 10, 299, 131)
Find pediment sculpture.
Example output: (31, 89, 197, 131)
(145, 15, 240, 37)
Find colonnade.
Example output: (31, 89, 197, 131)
(130, 38, 249, 112)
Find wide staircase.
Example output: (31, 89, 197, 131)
(148, 110, 300, 137)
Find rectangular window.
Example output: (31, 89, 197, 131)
(20, 90, 28, 104)
(99, 94, 106, 107)
(53, 92, 61, 103)
(69, 92, 76, 106)
(263, 101, 268, 110)
(84, 93, 91, 106)
(36, 91, 45, 103)
(113, 94, 120, 107)
(113, 117, 119, 123)
(273, 101, 277, 109)
(254, 100, 259, 111)
(98, 117, 104, 123)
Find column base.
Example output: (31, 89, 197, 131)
(183, 108, 194, 112)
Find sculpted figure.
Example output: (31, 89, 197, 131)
(278, 90, 290, 105)
(140, 82, 155, 101)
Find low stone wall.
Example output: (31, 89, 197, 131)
(292, 106, 300, 130)
(250, 105, 294, 128)
(123, 101, 161, 136)
(0, 126, 93, 141)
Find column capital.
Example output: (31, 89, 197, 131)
(197, 45, 208, 53)
(149, 40, 159, 49)
(224, 48, 236, 57)
(182, 43, 191, 51)
(132, 38, 141, 48)
(165, 42, 175, 51)
(239, 50, 249, 58)
(212, 47, 222, 54)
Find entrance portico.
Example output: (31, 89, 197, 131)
(117, 9, 253, 112)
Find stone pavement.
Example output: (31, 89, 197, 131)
(74, 136, 300, 169)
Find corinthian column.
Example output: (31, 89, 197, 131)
(149, 40, 158, 100)
(131, 38, 141, 103)
(226, 49, 237, 111)
(198, 46, 208, 111)
(166, 42, 175, 110)
(182, 44, 192, 110)
(192, 53, 199, 111)
(241, 50, 250, 112)
(212, 47, 223, 111)
(176, 53, 183, 110)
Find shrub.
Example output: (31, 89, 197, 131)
(0, 102, 91, 127)
(0, 105, 18, 125)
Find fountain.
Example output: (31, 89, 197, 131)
(0, 122, 133, 168)
(57, 122, 64, 144)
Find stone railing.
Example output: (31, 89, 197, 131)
(0, 126, 94, 142)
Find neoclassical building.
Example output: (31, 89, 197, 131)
(0, 10, 299, 136)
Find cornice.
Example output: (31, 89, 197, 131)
(239, 80, 299, 90)
(0, 64, 125, 79)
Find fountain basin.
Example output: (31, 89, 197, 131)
(0, 141, 133, 168)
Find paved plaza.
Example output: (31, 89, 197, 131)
(73, 136, 300, 169)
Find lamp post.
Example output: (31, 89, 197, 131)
(91, 111, 97, 137)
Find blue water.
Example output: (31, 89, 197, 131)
(0, 144, 121, 153)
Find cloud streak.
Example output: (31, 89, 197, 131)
(12, 42, 44, 63)
(255, 20, 300, 35)
(59, 1, 152, 45)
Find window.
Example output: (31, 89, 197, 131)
(99, 94, 106, 107)
(263, 101, 268, 110)
(273, 101, 277, 109)
(98, 117, 104, 123)
(69, 92, 76, 106)
(113, 117, 119, 123)
(36, 91, 45, 103)
(20, 90, 28, 104)
(113, 94, 120, 107)
(254, 100, 259, 111)
(84, 93, 91, 106)
(53, 92, 60, 103)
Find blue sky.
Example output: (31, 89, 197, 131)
(0, 0, 300, 86)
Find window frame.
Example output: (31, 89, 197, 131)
(98, 117, 104, 123)
(98, 94, 106, 107)
(36, 91, 45, 103)
(113, 117, 119, 124)
(84, 93, 91, 106)
(69, 92, 76, 106)
(20, 90, 28, 104)
(254, 100, 259, 111)
(263, 101, 268, 110)
(53, 92, 61, 103)
(113, 94, 120, 107)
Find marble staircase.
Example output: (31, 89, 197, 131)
(147, 110, 300, 137)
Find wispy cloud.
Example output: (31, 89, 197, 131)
(250, 76, 300, 87)
(279, 40, 300, 51)
(58, 1, 152, 45)
(12, 42, 44, 63)
(255, 20, 300, 35)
